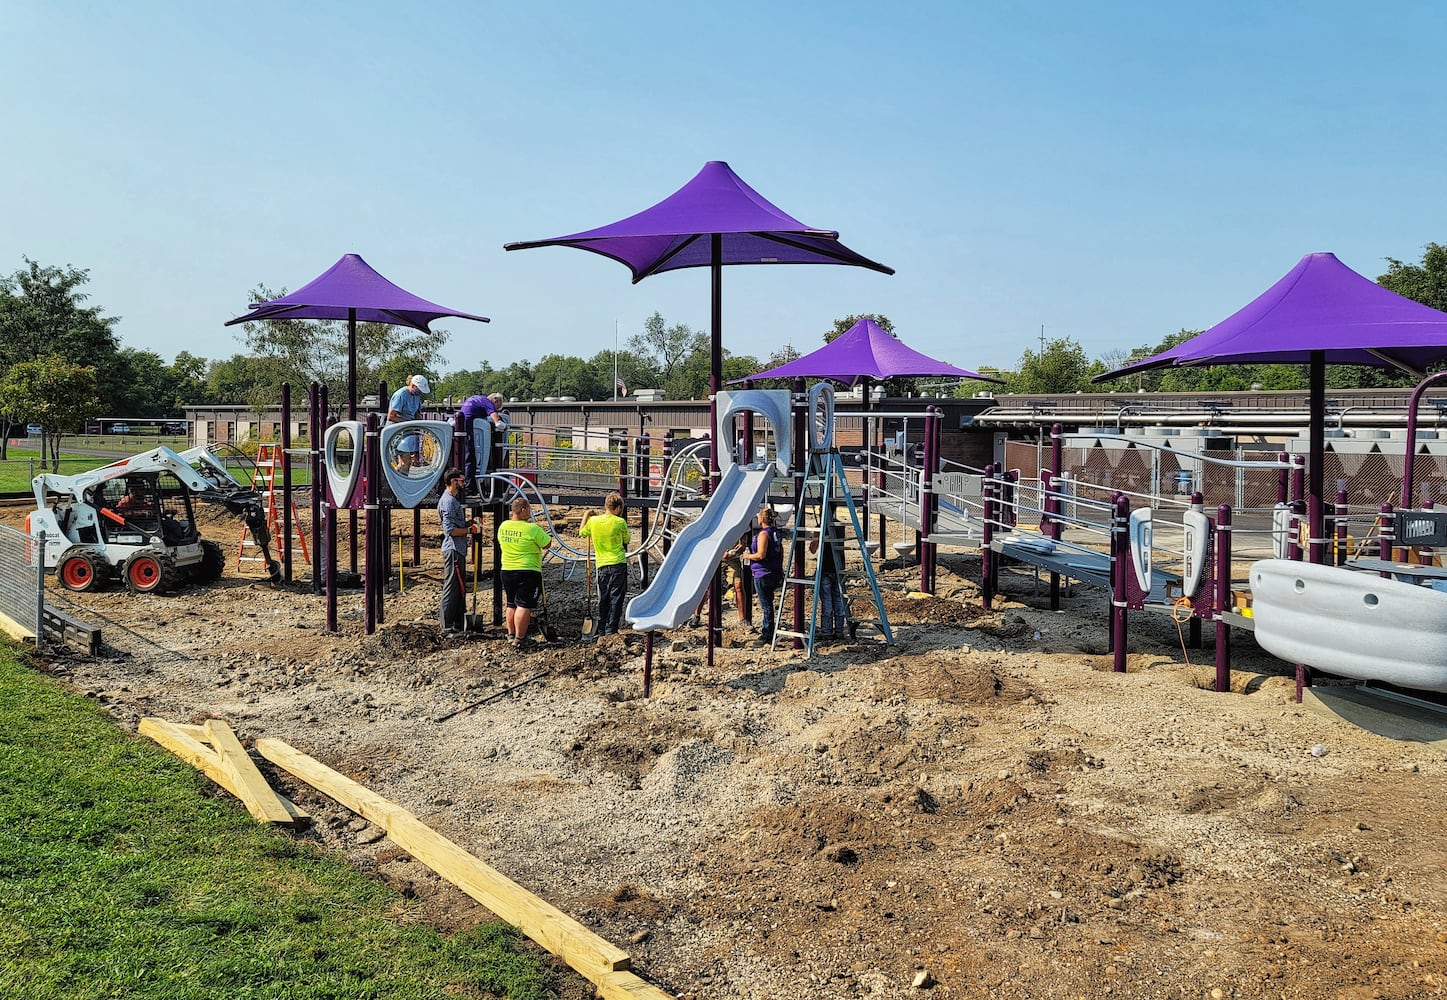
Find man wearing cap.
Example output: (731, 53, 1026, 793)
(387, 374, 431, 475)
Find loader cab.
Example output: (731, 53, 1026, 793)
(92, 473, 199, 546)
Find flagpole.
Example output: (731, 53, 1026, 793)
(613, 319, 619, 403)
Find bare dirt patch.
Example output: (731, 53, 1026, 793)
(8, 501, 1447, 1000)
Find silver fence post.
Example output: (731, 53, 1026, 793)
(35, 530, 45, 653)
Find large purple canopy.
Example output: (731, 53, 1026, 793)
(1099, 251, 1447, 567)
(739, 317, 999, 385)
(1104, 252, 1447, 378)
(224, 253, 490, 333)
(503, 160, 893, 280)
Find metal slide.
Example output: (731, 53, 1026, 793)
(625, 463, 775, 632)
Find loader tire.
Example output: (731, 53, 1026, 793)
(124, 550, 177, 595)
(191, 539, 226, 584)
(58, 547, 104, 593)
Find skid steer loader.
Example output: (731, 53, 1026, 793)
(27, 445, 282, 595)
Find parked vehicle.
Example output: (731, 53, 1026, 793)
(27, 424, 42, 435)
(111, 422, 131, 434)
(159, 421, 187, 435)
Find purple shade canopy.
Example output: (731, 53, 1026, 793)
(738, 317, 1000, 385)
(1103, 252, 1447, 379)
(224, 253, 490, 333)
(503, 160, 894, 281)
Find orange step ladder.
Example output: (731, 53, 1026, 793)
(237, 443, 311, 570)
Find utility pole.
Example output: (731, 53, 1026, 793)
(1039, 324, 1046, 353)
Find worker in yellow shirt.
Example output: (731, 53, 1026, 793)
(497, 496, 553, 649)
(580, 491, 630, 636)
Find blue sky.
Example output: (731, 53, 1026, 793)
(5, 1, 1445, 379)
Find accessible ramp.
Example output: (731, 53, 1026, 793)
(625, 463, 776, 632)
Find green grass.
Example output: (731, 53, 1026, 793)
(0, 446, 313, 493)
(0, 646, 554, 1000)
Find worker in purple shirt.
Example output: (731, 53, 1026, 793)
(459, 392, 505, 490)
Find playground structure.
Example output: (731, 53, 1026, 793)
(252, 366, 1447, 702)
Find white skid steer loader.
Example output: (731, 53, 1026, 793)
(27, 445, 282, 595)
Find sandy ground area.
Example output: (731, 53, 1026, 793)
(8, 500, 1447, 1000)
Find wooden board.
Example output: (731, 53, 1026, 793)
(202, 719, 298, 825)
(138, 718, 309, 827)
(254, 737, 676, 998)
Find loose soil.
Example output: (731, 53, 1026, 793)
(9, 502, 1447, 1000)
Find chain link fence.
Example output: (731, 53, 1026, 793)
(0, 523, 42, 647)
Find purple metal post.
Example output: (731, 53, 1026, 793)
(1333, 488, 1348, 566)
(1380, 503, 1396, 573)
(790, 379, 806, 649)
(1111, 494, 1129, 673)
(918, 406, 937, 594)
(1214, 503, 1232, 693)
(1402, 370, 1447, 509)
(1276, 452, 1289, 507)
(281, 382, 293, 582)
(309, 382, 322, 594)
(363, 413, 379, 635)
(981, 463, 995, 609)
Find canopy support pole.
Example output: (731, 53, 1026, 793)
(1309, 351, 1325, 564)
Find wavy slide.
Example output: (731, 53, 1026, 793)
(625, 463, 775, 632)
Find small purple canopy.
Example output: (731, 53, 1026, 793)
(503, 161, 894, 280)
(739, 317, 1000, 385)
(1104, 252, 1447, 378)
(224, 253, 490, 333)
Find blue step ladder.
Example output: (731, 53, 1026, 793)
(772, 449, 893, 655)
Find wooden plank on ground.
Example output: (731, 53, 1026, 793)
(202, 719, 298, 825)
(0, 609, 35, 643)
(138, 718, 309, 827)
(254, 737, 661, 995)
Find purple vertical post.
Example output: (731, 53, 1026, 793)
(1290, 455, 1305, 511)
(790, 378, 806, 649)
(280, 382, 293, 582)
(363, 413, 379, 635)
(309, 382, 322, 594)
(1379, 503, 1395, 574)
(918, 407, 937, 594)
(1111, 494, 1129, 673)
(981, 463, 995, 609)
(1276, 452, 1289, 507)
(616, 433, 628, 498)
(1214, 503, 1232, 693)
(1333, 488, 1348, 567)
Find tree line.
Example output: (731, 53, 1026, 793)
(3, 245, 1444, 466)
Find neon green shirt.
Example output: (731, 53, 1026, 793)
(581, 512, 630, 568)
(497, 519, 551, 571)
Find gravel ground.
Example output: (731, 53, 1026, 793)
(12, 502, 1447, 1000)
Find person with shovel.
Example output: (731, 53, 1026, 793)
(497, 495, 553, 650)
(580, 491, 630, 637)
(438, 467, 478, 638)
